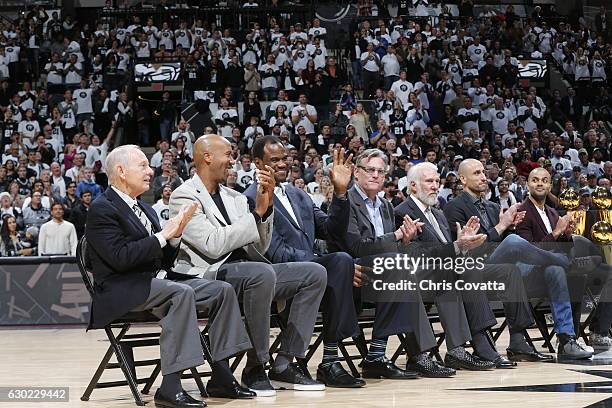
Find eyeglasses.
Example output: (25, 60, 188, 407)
(358, 165, 387, 176)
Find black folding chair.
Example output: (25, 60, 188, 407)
(77, 236, 209, 405)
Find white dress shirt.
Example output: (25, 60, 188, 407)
(274, 183, 299, 226)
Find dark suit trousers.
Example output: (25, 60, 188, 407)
(415, 267, 472, 350)
(356, 253, 437, 353)
(313, 253, 361, 343)
(133, 278, 251, 375)
(462, 264, 535, 334)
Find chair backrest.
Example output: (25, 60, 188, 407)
(76, 235, 95, 297)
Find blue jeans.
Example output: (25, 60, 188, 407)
(487, 234, 574, 335)
(159, 118, 173, 141)
(384, 75, 399, 91)
(351, 60, 362, 88)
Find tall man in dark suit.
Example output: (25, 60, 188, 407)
(395, 162, 540, 366)
(332, 148, 495, 377)
(517, 168, 612, 353)
(86, 145, 255, 408)
(444, 159, 593, 360)
(245, 136, 370, 386)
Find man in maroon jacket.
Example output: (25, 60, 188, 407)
(517, 167, 612, 352)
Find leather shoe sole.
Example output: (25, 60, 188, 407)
(506, 348, 554, 362)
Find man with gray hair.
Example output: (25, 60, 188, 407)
(86, 145, 255, 408)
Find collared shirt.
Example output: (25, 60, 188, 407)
(534, 204, 553, 234)
(111, 186, 178, 249)
(354, 184, 385, 238)
(410, 194, 462, 254)
(467, 190, 492, 230)
(274, 182, 300, 226)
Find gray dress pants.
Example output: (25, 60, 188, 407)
(134, 278, 252, 375)
(217, 261, 327, 364)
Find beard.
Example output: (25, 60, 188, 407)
(416, 188, 438, 207)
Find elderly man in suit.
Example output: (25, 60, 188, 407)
(517, 167, 612, 351)
(244, 136, 373, 386)
(169, 134, 327, 396)
(86, 145, 254, 408)
(444, 159, 593, 360)
(332, 148, 495, 376)
(395, 162, 542, 366)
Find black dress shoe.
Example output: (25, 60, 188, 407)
(362, 358, 419, 379)
(506, 348, 554, 362)
(154, 389, 206, 408)
(444, 351, 495, 371)
(407, 355, 456, 378)
(484, 355, 517, 369)
(206, 380, 256, 399)
(316, 361, 366, 388)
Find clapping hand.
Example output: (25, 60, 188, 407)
(162, 202, 198, 240)
(456, 216, 487, 251)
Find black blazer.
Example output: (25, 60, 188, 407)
(443, 191, 503, 242)
(329, 185, 403, 258)
(393, 196, 456, 259)
(85, 187, 179, 329)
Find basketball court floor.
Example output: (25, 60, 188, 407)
(3, 325, 612, 408)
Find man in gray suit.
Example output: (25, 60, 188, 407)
(169, 135, 327, 396)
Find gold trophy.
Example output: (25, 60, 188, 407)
(591, 187, 612, 263)
(559, 189, 586, 236)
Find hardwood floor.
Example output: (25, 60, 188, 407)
(2, 325, 612, 407)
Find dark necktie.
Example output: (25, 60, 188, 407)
(475, 199, 491, 230)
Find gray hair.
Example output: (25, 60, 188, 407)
(106, 145, 143, 184)
(406, 162, 438, 193)
(355, 148, 389, 169)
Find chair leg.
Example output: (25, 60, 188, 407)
(106, 326, 146, 406)
(190, 368, 207, 397)
(338, 341, 361, 378)
(81, 325, 130, 402)
(141, 362, 161, 395)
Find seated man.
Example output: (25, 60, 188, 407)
(517, 167, 612, 351)
(444, 159, 593, 360)
(247, 136, 435, 383)
(396, 162, 547, 365)
(331, 148, 496, 377)
(170, 135, 327, 395)
(86, 145, 254, 408)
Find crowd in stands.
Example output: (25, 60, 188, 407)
(0, 0, 611, 256)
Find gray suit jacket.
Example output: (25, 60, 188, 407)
(169, 174, 273, 279)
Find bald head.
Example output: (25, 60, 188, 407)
(528, 167, 549, 182)
(194, 134, 231, 167)
(193, 134, 235, 191)
(458, 159, 487, 195)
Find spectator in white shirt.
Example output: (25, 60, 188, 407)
(152, 183, 172, 228)
(37, 202, 77, 255)
(381, 46, 400, 91)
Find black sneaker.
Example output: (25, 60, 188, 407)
(268, 363, 326, 391)
(241, 365, 276, 397)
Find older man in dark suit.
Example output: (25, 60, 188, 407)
(86, 145, 254, 408)
(245, 136, 371, 386)
(395, 162, 539, 366)
(517, 167, 612, 352)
